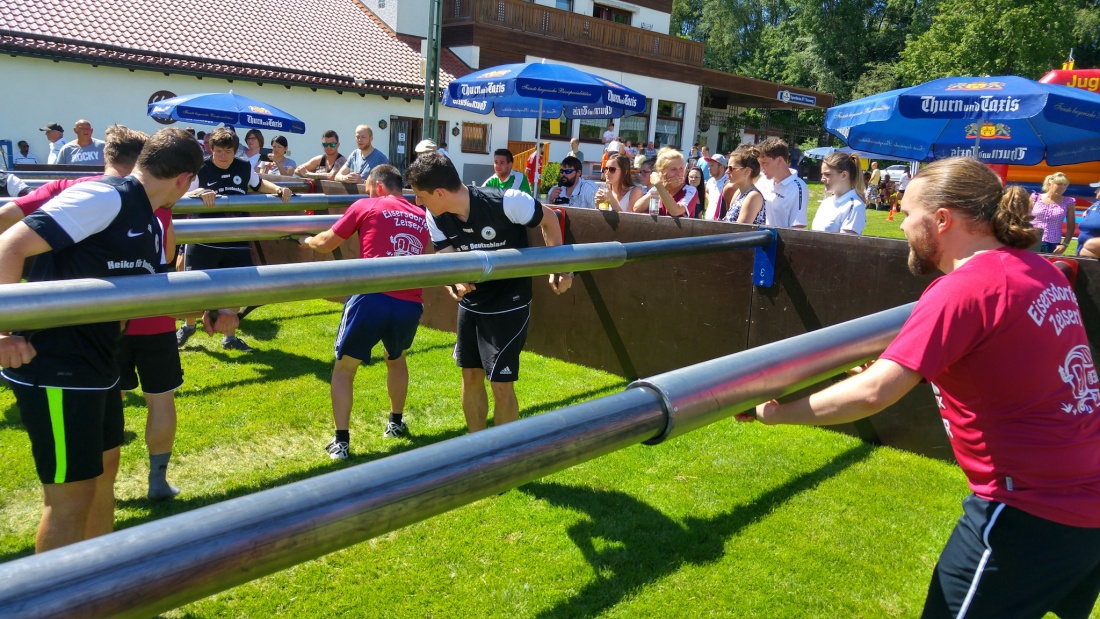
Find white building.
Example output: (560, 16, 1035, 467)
(0, 0, 832, 182)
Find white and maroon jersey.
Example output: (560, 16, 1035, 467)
(881, 247, 1100, 527)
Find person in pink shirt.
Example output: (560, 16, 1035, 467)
(1031, 172, 1077, 254)
(738, 157, 1100, 618)
(298, 164, 431, 460)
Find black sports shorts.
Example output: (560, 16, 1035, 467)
(454, 303, 530, 383)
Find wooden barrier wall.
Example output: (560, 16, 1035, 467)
(259, 197, 1100, 462)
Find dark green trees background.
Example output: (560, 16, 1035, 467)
(671, 0, 1100, 140)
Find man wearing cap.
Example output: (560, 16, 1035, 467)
(40, 122, 67, 164)
(702, 153, 729, 220)
(13, 141, 39, 166)
(484, 149, 531, 195)
(55, 120, 106, 166)
(414, 139, 437, 155)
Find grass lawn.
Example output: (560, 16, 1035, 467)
(0, 299, 1005, 618)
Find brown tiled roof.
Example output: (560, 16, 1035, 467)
(0, 0, 471, 97)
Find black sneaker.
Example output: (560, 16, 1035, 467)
(222, 336, 254, 352)
(383, 420, 409, 438)
(176, 324, 196, 348)
(325, 439, 349, 460)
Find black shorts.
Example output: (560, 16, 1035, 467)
(184, 243, 254, 271)
(334, 293, 423, 362)
(117, 332, 184, 394)
(454, 303, 530, 382)
(8, 381, 125, 484)
(922, 494, 1100, 618)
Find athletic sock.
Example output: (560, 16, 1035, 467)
(148, 452, 180, 500)
(389, 413, 403, 424)
(335, 429, 350, 444)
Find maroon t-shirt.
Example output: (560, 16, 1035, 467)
(331, 195, 430, 303)
(881, 247, 1100, 527)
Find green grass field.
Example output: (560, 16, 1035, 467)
(0, 299, 1019, 618)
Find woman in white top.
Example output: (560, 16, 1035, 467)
(812, 151, 867, 235)
(595, 153, 643, 211)
(244, 129, 264, 171)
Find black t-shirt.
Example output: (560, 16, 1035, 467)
(3, 176, 164, 389)
(193, 156, 261, 248)
(426, 186, 544, 312)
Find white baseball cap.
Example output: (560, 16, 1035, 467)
(704, 154, 728, 167)
(1090, 180, 1100, 188)
(415, 139, 437, 154)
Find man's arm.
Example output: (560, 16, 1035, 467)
(334, 163, 357, 184)
(256, 179, 292, 203)
(0, 223, 52, 368)
(536, 205, 572, 294)
(298, 229, 346, 254)
(294, 155, 323, 179)
(738, 359, 922, 426)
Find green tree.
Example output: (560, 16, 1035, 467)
(898, 0, 1076, 83)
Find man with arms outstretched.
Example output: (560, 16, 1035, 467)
(298, 165, 431, 459)
(740, 157, 1100, 618)
(405, 153, 572, 433)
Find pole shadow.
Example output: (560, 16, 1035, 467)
(520, 442, 875, 619)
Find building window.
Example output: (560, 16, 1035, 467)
(461, 122, 491, 154)
(577, 118, 610, 144)
(593, 4, 631, 25)
(617, 98, 651, 151)
(655, 100, 684, 149)
(539, 112, 572, 142)
(555, 0, 573, 10)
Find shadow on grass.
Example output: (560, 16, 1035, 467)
(520, 442, 875, 619)
(521, 382, 630, 418)
(1, 401, 21, 430)
(109, 424, 468, 532)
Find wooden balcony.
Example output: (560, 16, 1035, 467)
(442, 0, 704, 68)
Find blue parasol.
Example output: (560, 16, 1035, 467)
(148, 91, 306, 134)
(443, 61, 646, 190)
(825, 76, 1100, 166)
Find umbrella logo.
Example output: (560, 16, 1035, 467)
(248, 105, 272, 115)
(964, 122, 1012, 139)
(476, 69, 511, 79)
(945, 81, 1005, 91)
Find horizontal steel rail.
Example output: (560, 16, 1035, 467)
(0, 233, 771, 331)
(1, 182, 323, 206)
(174, 215, 339, 243)
(0, 304, 912, 618)
(172, 193, 361, 214)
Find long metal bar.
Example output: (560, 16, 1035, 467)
(0, 304, 912, 618)
(3, 193, 410, 210)
(174, 215, 339, 243)
(0, 233, 770, 331)
(171, 193, 361, 214)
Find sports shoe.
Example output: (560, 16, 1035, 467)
(383, 420, 409, 438)
(176, 324, 196, 348)
(222, 336, 254, 352)
(325, 439, 349, 460)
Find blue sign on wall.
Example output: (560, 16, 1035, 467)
(777, 90, 817, 106)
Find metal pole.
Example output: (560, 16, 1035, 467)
(423, 0, 442, 141)
(0, 304, 912, 619)
(171, 193, 361, 214)
(173, 215, 339, 243)
(0, 233, 771, 331)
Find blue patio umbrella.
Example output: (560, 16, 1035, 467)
(443, 61, 646, 190)
(824, 76, 1100, 166)
(148, 91, 306, 134)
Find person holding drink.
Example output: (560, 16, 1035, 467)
(631, 147, 697, 217)
(594, 154, 642, 212)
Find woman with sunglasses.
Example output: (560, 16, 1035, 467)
(595, 154, 642, 212)
(258, 135, 297, 176)
(720, 147, 766, 225)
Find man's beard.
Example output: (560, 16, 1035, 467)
(907, 219, 940, 276)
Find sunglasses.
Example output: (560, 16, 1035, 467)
(321, 142, 338, 148)
(561, 169, 578, 175)
(728, 166, 745, 170)
(605, 167, 619, 172)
